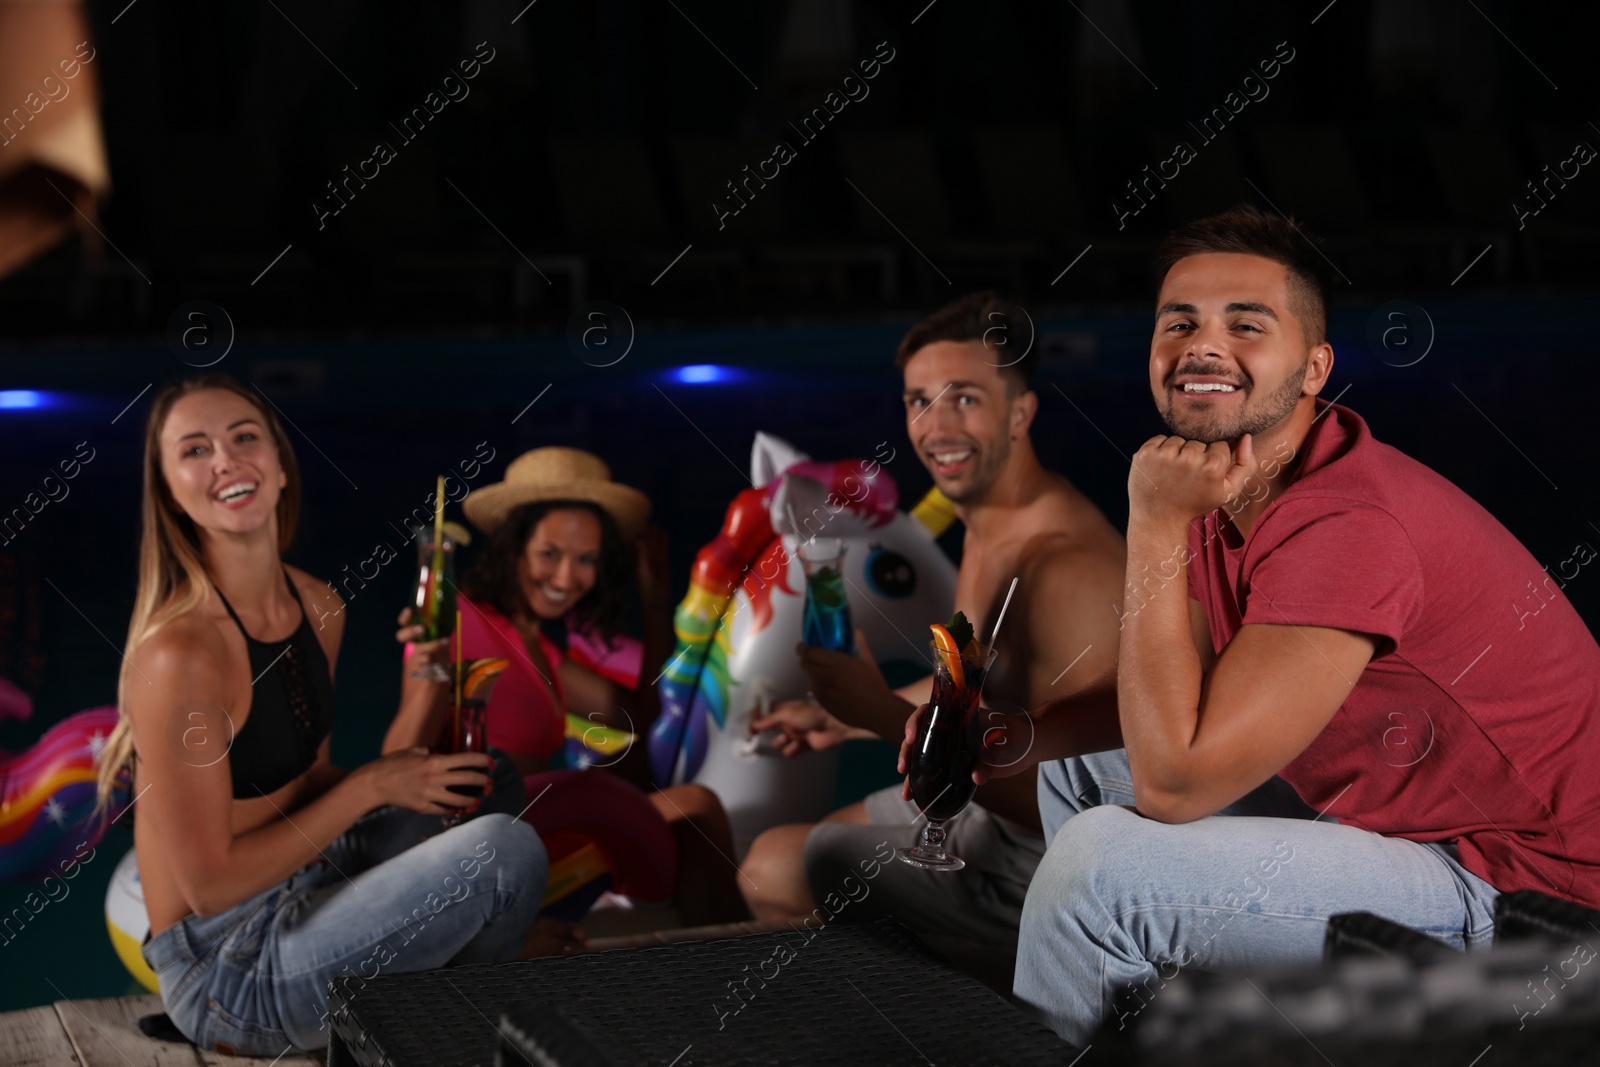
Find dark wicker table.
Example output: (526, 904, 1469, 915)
(325, 919, 1070, 1066)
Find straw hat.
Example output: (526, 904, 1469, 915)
(462, 448, 650, 541)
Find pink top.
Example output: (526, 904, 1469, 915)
(458, 596, 568, 760)
(1188, 401, 1600, 907)
(453, 596, 644, 762)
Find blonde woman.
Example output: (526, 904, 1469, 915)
(94, 374, 551, 1056)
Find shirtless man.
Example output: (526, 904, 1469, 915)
(738, 292, 1126, 948)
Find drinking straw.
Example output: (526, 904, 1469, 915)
(452, 609, 462, 746)
(785, 501, 804, 543)
(987, 577, 1019, 654)
(429, 475, 446, 633)
(433, 474, 446, 545)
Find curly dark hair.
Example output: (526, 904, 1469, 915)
(460, 500, 631, 644)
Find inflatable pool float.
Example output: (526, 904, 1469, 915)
(650, 432, 958, 853)
(105, 849, 160, 992)
(0, 704, 126, 883)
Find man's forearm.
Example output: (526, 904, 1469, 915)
(849, 675, 931, 745)
(894, 675, 933, 707)
(1025, 681, 1123, 765)
(1117, 520, 1205, 798)
(865, 692, 916, 745)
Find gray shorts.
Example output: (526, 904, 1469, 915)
(803, 785, 1047, 946)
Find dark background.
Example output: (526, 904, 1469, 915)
(9, 0, 1600, 333)
(1, 0, 1597, 1012)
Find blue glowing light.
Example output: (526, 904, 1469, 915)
(0, 390, 46, 409)
(674, 364, 729, 384)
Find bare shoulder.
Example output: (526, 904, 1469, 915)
(1017, 530, 1124, 594)
(1008, 535, 1124, 700)
(1037, 471, 1121, 534)
(125, 612, 234, 729)
(132, 612, 229, 676)
(1016, 532, 1126, 661)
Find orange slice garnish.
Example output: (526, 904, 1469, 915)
(929, 623, 965, 690)
(464, 658, 509, 700)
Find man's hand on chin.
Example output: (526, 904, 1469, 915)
(1129, 432, 1257, 529)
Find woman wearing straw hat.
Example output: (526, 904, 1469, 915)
(389, 447, 749, 926)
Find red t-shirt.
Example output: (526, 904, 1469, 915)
(1187, 400, 1600, 908)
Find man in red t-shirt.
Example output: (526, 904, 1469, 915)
(900, 204, 1600, 1047)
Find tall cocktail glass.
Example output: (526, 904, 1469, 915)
(409, 525, 459, 682)
(796, 537, 855, 654)
(899, 642, 998, 871)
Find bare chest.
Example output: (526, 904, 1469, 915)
(952, 549, 1030, 707)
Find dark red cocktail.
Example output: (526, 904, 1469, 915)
(900, 641, 997, 871)
(441, 696, 488, 827)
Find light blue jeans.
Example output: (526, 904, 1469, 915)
(142, 756, 547, 1055)
(1013, 750, 1501, 1047)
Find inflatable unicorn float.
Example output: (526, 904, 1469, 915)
(0, 680, 141, 978)
(0, 679, 122, 883)
(651, 431, 957, 852)
(0, 430, 957, 989)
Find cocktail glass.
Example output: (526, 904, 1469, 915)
(899, 642, 998, 871)
(410, 525, 460, 682)
(796, 537, 855, 654)
(440, 697, 488, 829)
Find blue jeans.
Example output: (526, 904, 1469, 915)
(142, 755, 547, 1055)
(1013, 750, 1501, 1047)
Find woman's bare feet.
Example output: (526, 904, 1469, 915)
(521, 916, 588, 958)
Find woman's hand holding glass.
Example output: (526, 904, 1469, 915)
(396, 606, 452, 682)
(354, 747, 493, 815)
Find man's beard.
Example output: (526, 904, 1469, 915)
(936, 433, 1012, 504)
(1159, 361, 1307, 443)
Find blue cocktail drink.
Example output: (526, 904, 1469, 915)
(797, 538, 856, 654)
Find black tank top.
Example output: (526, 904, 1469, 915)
(216, 571, 336, 798)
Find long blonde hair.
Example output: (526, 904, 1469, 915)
(93, 375, 301, 812)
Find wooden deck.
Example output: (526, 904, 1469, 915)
(1, 994, 322, 1066)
